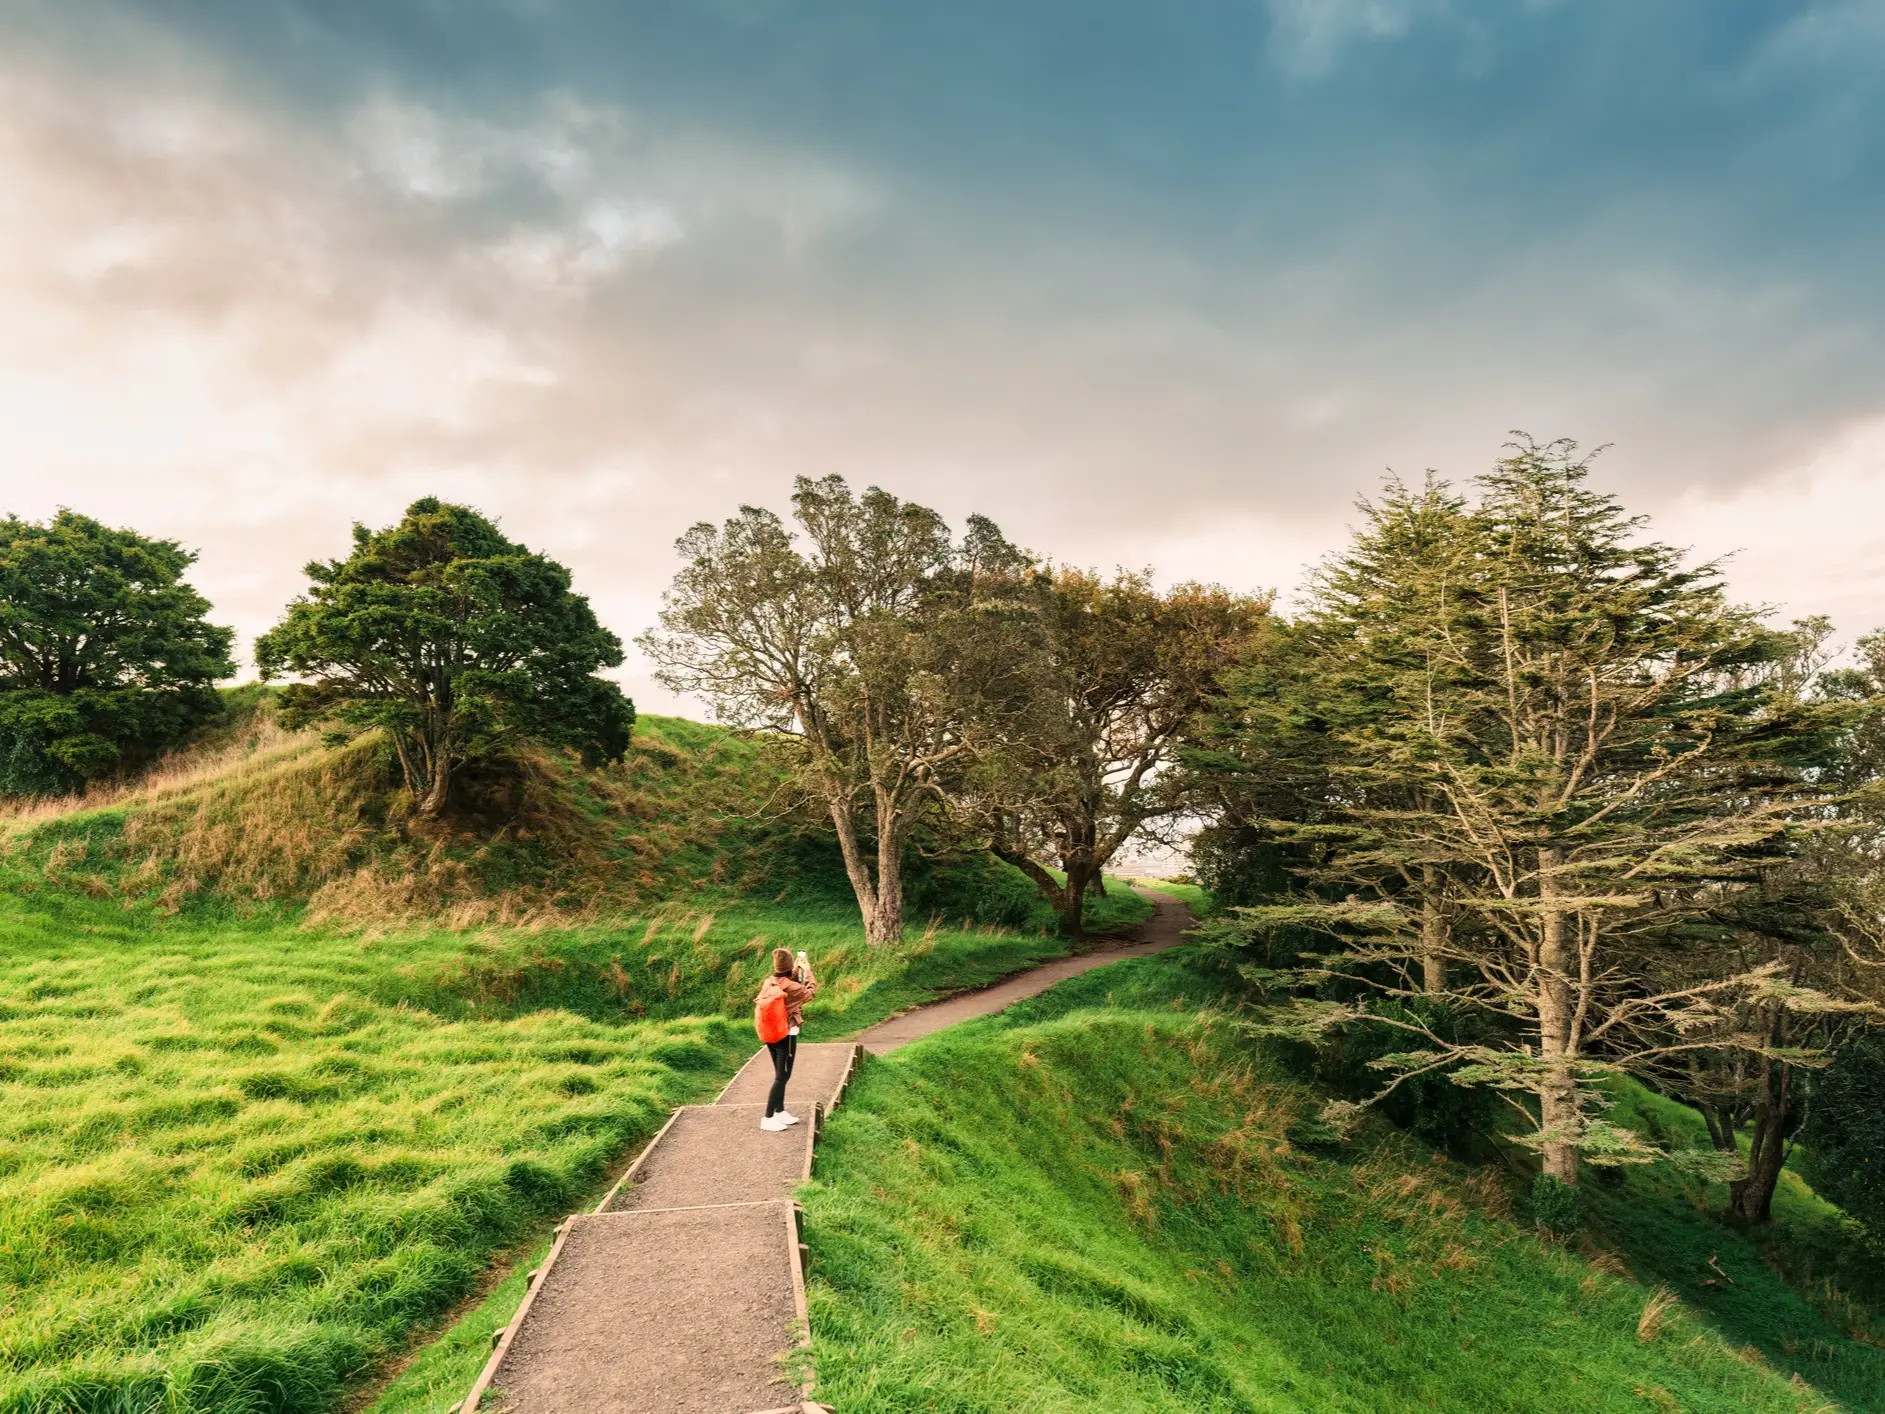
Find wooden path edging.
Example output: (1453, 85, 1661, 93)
(590, 1102, 687, 1214)
(455, 1216, 576, 1414)
(457, 1043, 860, 1413)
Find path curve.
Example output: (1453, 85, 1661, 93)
(459, 887, 1195, 1413)
(854, 887, 1195, 1053)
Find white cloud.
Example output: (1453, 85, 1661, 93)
(1661, 417, 1885, 635)
(350, 97, 488, 200)
(487, 201, 684, 291)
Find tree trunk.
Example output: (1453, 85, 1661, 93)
(869, 798, 906, 946)
(990, 838, 1081, 934)
(1088, 869, 1106, 899)
(826, 795, 883, 939)
(419, 763, 452, 817)
(1728, 1061, 1793, 1225)
(1535, 845, 1579, 1185)
(415, 720, 452, 817)
(1419, 869, 1446, 995)
(1701, 1102, 1739, 1153)
(1059, 859, 1093, 937)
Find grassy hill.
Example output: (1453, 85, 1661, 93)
(800, 950, 1885, 1413)
(22, 695, 1862, 1414)
(0, 696, 1152, 1413)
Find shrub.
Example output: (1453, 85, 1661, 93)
(1798, 1034, 1885, 1235)
(1530, 1172, 1583, 1238)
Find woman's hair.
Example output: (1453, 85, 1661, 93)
(772, 947, 794, 976)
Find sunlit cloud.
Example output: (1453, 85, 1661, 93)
(1664, 419, 1885, 639)
(0, 2, 1882, 715)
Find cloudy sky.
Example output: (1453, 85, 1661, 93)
(3, 1, 1884, 713)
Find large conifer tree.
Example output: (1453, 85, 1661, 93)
(1211, 438, 1854, 1185)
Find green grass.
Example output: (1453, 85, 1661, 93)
(363, 1235, 553, 1414)
(1132, 878, 1214, 915)
(0, 883, 1093, 1413)
(0, 695, 1166, 1412)
(798, 951, 1871, 1413)
(1065, 874, 1157, 937)
(1586, 1084, 1885, 1408)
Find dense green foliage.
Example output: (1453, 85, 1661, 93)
(257, 499, 632, 816)
(642, 475, 1038, 944)
(800, 952, 1884, 1412)
(1192, 442, 1867, 1193)
(978, 569, 1267, 935)
(1799, 1035, 1885, 1239)
(0, 510, 234, 795)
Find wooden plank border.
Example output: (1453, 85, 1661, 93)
(457, 1214, 576, 1414)
(591, 1102, 689, 1214)
(715, 1046, 767, 1103)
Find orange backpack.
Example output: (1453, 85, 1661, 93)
(754, 978, 790, 1044)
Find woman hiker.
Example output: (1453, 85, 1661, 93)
(754, 947, 815, 1132)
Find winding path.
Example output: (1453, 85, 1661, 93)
(855, 888, 1194, 1052)
(458, 888, 1194, 1414)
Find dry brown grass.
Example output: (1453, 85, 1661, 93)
(1638, 1285, 1679, 1342)
(1585, 1249, 1632, 1280)
(7, 711, 634, 927)
(0, 713, 314, 829)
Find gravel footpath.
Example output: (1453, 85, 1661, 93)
(467, 892, 1192, 1413)
(604, 1105, 812, 1212)
(716, 1043, 857, 1111)
(480, 1204, 802, 1414)
(855, 889, 1194, 1053)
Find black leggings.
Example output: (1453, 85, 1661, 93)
(765, 1034, 798, 1117)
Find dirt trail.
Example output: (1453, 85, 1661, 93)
(855, 888, 1195, 1053)
(461, 888, 1193, 1413)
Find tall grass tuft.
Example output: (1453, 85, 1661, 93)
(1638, 1286, 1679, 1342)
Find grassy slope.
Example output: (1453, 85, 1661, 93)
(1132, 878, 1213, 915)
(800, 952, 1879, 1414)
(364, 889, 1155, 1414)
(1591, 1085, 1885, 1406)
(0, 706, 1146, 1413)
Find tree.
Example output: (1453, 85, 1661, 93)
(1188, 478, 1474, 988)
(1208, 438, 1853, 1187)
(639, 476, 1033, 945)
(0, 509, 234, 795)
(1799, 1034, 1885, 1236)
(978, 569, 1267, 935)
(1715, 627, 1885, 1222)
(256, 498, 632, 815)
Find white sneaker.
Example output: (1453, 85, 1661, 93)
(778, 1112, 802, 1126)
(759, 1115, 791, 1131)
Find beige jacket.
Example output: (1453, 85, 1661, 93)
(760, 972, 816, 1030)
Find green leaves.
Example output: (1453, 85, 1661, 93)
(639, 476, 1035, 942)
(1192, 435, 1873, 1183)
(256, 498, 631, 813)
(0, 511, 234, 794)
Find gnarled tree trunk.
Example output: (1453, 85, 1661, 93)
(1728, 1059, 1794, 1225)
(990, 817, 1093, 936)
